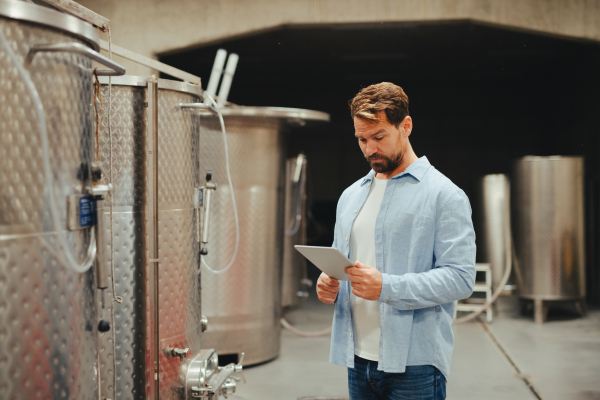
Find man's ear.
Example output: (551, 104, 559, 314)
(402, 116, 413, 137)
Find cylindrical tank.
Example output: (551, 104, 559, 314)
(512, 156, 585, 301)
(97, 76, 204, 400)
(281, 155, 308, 308)
(200, 108, 329, 365)
(0, 2, 103, 399)
(477, 174, 512, 287)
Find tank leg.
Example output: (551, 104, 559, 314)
(534, 299, 548, 324)
(574, 300, 587, 318)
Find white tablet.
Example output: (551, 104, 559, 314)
(294, 245, 353, 281)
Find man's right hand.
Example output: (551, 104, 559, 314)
(316, 272, 340, 304)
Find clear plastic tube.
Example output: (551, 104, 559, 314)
(201, 93, 240, 275)
(280, 317, 332, 338)
(0, 28, 96, 273)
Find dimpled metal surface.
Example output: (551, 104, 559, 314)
(156, 88, 201, 400)
(97, 84, 148, 400)
(200, 117, 284, 365)
(98, 81, 202, 400)
(281, 158, 307, 308)
(0, 14, 98, 400)
(513, 156, 585, 300)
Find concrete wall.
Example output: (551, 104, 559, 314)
(79, 0, 600, 78)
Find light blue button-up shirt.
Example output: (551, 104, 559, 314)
(329, 156, 476, 379)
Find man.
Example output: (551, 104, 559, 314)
(316, 82, 476, 400)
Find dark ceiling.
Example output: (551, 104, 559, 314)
(160, 20, 599, 201)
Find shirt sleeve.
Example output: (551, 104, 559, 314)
(378, 190, 476, 310)
(329, 190, 347, 304)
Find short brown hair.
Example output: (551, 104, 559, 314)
(349, 82, 409, 127)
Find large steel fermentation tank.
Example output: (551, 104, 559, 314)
(200, 108, 329, 365)
(0, 2, 124, 399)
(512, 156, 586, 323)
(97, 76, 240, 400)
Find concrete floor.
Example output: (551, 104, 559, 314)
(228, 296, 600, 400)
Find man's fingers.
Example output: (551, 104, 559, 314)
(319, 273, 340, 287)
(345, 267, 366, 276)
(325, 276, 340, 286)
(319, 285, 340, 295)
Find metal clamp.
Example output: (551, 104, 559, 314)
(28, 42, 126, 76)
(183, 350, 245, 399)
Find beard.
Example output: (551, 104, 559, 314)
(365, 152, 402, 174)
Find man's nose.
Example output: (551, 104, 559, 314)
(365, 141, 377, 156)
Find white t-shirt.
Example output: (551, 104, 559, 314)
(350, 176, 388, 361)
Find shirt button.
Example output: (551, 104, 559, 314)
(345, 237, 348, 241)
(384, 300, 387, 303)
(350, 333, 352, 337)
(410, 307, 413, 309)
(354, 210, 357, 213)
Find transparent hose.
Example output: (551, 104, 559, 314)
(201, 93, 240, 274)
(0, 28, 96, 273)
(280, 317, 332, 338)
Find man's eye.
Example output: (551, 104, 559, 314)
(359, 138, 366, 143)
(375, 137, 383, 141)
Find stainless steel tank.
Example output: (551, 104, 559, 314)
(97, 76, 240, 400)
(0, 2, 124, 399)
(199, 108, 329, 365)
(477, 174, 512, 287)
(282, 154, 309, 308)
(512, 156, 586, 322)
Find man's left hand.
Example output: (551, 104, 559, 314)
(344, 261, 382, 301)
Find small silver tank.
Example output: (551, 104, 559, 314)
(512, 156, 585, 301)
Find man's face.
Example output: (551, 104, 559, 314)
(354, 111, 411, 175)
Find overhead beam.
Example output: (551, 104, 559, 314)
(41, 0, 109, 32)
(99, 40, 201, 85)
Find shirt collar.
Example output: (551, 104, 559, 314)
(360, 156, 431, 185)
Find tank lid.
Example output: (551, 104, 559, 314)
(214, 106, 330, 125)
(98, 75, 203, 98)
(0, 0, 100, 51)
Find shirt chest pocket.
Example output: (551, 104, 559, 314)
(385, 211, 435, 272)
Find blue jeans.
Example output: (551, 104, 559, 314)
(348, 356, 446, 400)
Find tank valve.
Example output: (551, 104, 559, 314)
(170, 347, 192, 359)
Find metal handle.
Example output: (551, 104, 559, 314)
(200, 171, 217, 256)
(29, 42, 126, 76)
(179, 102, 218, 116)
